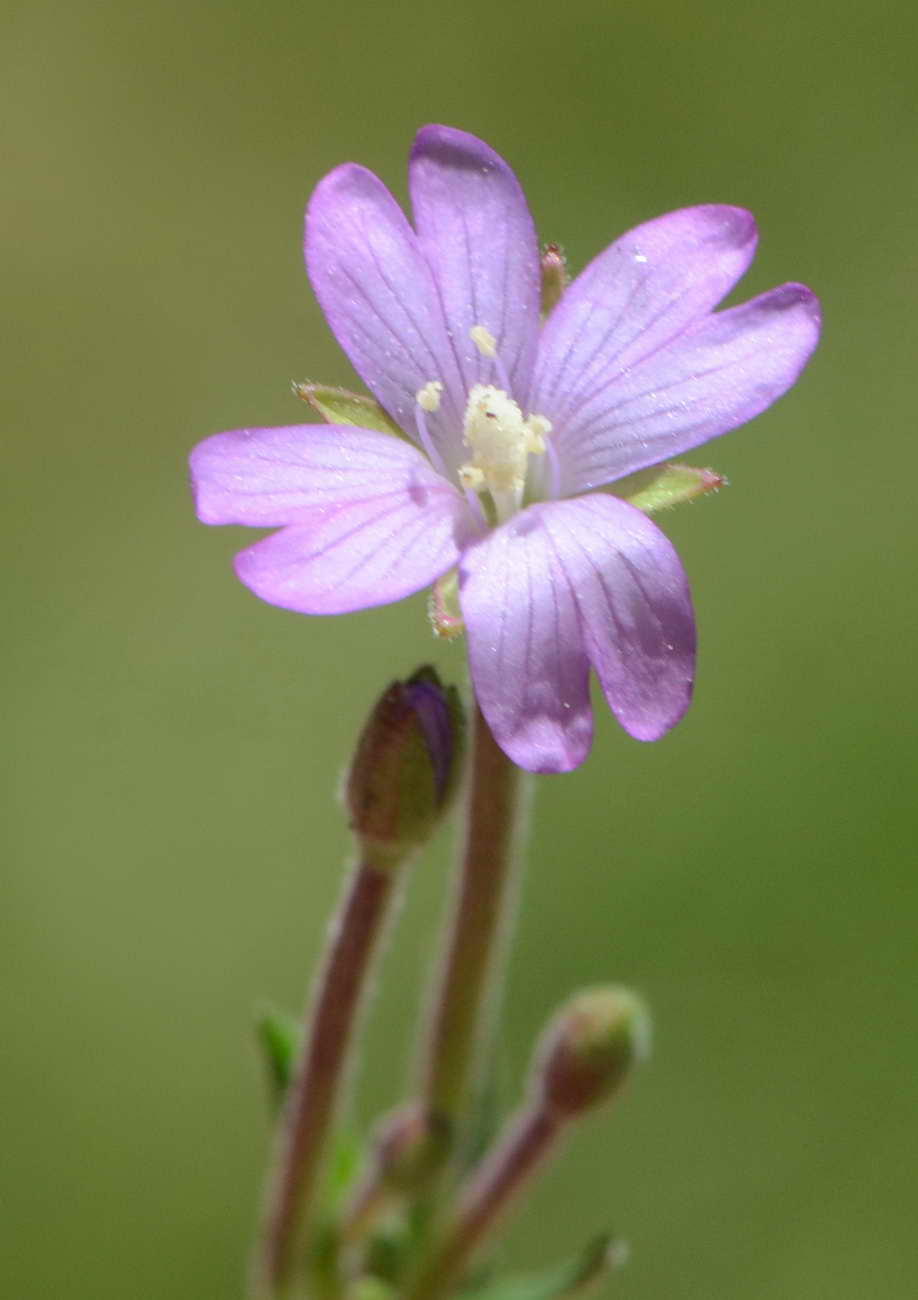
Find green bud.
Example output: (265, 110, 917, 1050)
(292, 381, 406, 439)
(615, 462, 726, 515)
(536, 988, 651, 1116)
(540, 244, 569, 317)
(345, 667, 465, 870)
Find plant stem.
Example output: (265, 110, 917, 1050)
(254, 859, 396, 1299)
(406, 1102, 562, 1300)
(419, 701, 526, 1134)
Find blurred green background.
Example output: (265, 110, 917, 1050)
(5, 0, 917, 1296)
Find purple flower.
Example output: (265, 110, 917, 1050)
(190, 125, 819, 774)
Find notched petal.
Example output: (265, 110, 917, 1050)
(409, 124, 541, 399)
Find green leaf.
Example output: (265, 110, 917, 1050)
(463, 1235, 627, 1300)
(350, 1280, 396, 1300)
(255, 1005, 299, 1106)
(322, 1127, 363, 1205)
(615, 462, 726, 514)
(292, 381, 406, 438)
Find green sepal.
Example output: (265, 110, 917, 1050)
(540, 244, 569, 318)
(255, 1005, 299, 1106)
(463, 1235, 626, 1300)
(429, 569, 464, 640)
(615, 462, 726, 514)
(293, 381, 406, 439)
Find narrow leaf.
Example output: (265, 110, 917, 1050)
(255, 1005, 299, 1106)
(464, 1234, 627, 1300)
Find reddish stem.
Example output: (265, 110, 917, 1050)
(407, 1102, 563, 1300)
(254, 861, 394, 1298)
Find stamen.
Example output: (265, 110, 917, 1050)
(463, 330, 555, 518)
(470, 324, 512, 392)
(469, 325, 497, 357)
(416, 381, 443, 412)
(414, 382, 446, 473)
(458, 465, 486, 492)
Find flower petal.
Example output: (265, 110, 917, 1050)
(232, 479, 475, 616)
(530, 205, 758, 457)
(409, 125, 540, 400)
(190, 424, 448, 526)
(556, 284, 821, 492)
(460, 496, 695, 765)
(305, 163, 465, 466)
(458, 509, 593, 774)
(540, 495, 696, 741)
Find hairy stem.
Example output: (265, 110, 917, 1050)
(254, 860, 395, 1299)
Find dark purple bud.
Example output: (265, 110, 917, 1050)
(345, 666, 465, 869)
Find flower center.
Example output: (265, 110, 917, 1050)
(414, 326, 554, 525)
(458, 384, 549, 522)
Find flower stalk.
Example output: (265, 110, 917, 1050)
(418, 700, 527, 1138)
(255, 857, 395, 1298)
(406, 989, 650, 1300)
(253, 669, 464, 1298)
(406, 1102, 562, 1300)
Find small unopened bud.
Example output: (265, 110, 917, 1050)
(536, 988, 651, 1116)
(345, 666, 465, 870)
(370, 1103, 451, 1193)
(540, 243, 569, 316)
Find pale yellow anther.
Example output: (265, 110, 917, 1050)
(458, 464, 486, 491)
(416, 380, 443, 412)
(469, 325, 498, 358)
(527, 414, 553, 445)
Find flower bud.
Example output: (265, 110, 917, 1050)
(345, 666, 465, 870)
(536, 988, 651, 1116)
(540, 243, 569, 316)
(369, 1103, 451, 1193)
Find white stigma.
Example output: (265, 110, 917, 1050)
(459, 384, 551, 521)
